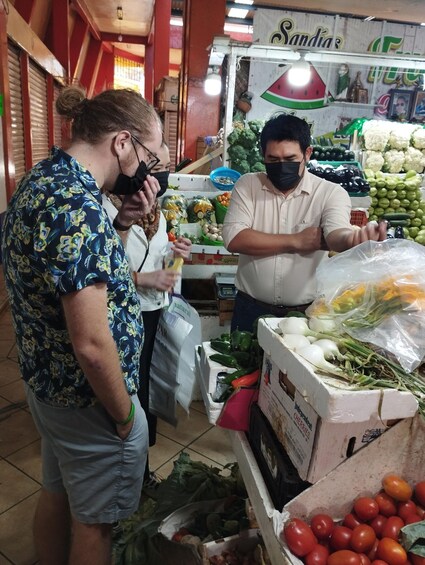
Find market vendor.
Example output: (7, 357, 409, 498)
(222, 113, 387, 332)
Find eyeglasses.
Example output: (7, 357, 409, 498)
(130, 134, 160, 171)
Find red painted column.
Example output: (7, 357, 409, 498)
(153, 0, 171, 90)
(20, 53, 33, 172)
(70, 16, 89, 80)
(49, 0, 70, 77)
(144, 43, 154, 103)
(94, 49, 114, 94)
(12, 0, 35, 23)
(0, 1, 15, 199)
(178, 0, 225, 163)
(47, 75, 54, 147)
(80, 37, 102, 97)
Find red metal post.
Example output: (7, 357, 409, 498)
(153, 0, 171, 90)
(12, 0, 35, 23)
(47, 74, 54, 147)
(20, 53, 33, 172)
(70, 16, 89, 80)
(0, 2, 15, 199)
(79, 37, 102, 97)
(178, 0, 225, 163)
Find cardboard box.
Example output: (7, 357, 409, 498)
(257, 318, 418, 482)
(201, 529, 265, 564)
(155, 76, 179, 112)
(278, 415, 425, 564)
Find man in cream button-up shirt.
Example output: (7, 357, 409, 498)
(223, 114, 387, 332)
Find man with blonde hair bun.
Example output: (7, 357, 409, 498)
(1, 86, 163, 564)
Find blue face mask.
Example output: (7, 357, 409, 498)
(265, 161, 302, 192)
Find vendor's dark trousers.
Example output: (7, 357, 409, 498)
(231, 291, 311, 333)
(137, 308, 161, 481)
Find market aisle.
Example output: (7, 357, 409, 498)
(0, 300, 236, 565)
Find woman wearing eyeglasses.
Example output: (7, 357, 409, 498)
(103, 140, 191, 489)
(1, 85, 163, 564)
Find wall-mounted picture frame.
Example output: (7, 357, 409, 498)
(410, 90, 425, 123)
(388, 89, 414, 122)
(357, 88, 369, 104)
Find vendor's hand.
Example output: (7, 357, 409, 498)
(117, 175, 159, 226)
(171, 236, 192, 259)
(115, 419, 134, 440)
(349, 220, 388, 247)
(291, 227, 323, 253)
(137, 269, 179, 292)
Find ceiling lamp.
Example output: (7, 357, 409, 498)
(287, 54, 311, 87)
(204, 66, 222, 96)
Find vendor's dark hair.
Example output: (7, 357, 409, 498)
(260, 113, 312, 154)
(56, 85, 161, 144)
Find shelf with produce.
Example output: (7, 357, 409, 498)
(331, 101, 384, 109)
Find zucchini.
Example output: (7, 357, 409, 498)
(382, 212, 411, 221)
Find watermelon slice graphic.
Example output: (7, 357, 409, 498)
(262, 64, 333, 110)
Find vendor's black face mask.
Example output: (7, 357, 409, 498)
(111, 160, 150, 195)
(265, 161, 302, 192)
(150, 171, 169, 198)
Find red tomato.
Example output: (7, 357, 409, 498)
(382, 475, 413, 502)
(370, 515, 388, 539)
(328, 550, 362, 565)
(310, 514, 335, 540)
(416, 506, 425, 519)
(330, 525, 353, 551)
(398, 501, 418, 522)
(304, 543, 329, 565)
(354, 497, 380, 522)
(368, 539, 380, 561)
(414, 482, 425, 507)
(359, 556, 372, 565)
(344, 513, 363, 529)
(376, 537, 408, 565)
(381, 516, 404, 541)
(403, 514, 422, 525)
(283, 517, 317, 557)
(376, 493, 398, 517)
(371, 561, 391, 565)
(351, 524, 377, 554)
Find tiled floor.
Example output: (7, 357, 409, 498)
(0, 285, 236, 564)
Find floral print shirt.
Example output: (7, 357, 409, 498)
(1, 147, 143, 407)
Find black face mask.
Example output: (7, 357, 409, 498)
(150, 171, 169, 198)
(111, 160, 150, 195)
(265, 161, 302, 192)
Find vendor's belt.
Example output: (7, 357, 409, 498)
(237, 290, 312, 317)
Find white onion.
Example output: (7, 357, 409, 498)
(308, 317, 337, 333)
(278, 317, 310, 336)
(314, 339, 342, 360)
(296, 344, 340, 374)
(280, 333, 311, 351)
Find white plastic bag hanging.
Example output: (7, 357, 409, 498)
(307, 239, 425, 372)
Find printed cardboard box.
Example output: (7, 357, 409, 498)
(278, 415, 425, 564)
(257, 318, 418, 483)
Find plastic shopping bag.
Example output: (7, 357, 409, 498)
(150, 294, 202, 426)
(306, 239, 425, 372)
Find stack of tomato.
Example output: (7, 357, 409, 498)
(282, 475, 425, 565)
(216, 192, 231, 208)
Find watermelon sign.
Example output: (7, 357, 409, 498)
(261, 64, 334, 110)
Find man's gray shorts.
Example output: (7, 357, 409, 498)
(26, 386, 148, 524)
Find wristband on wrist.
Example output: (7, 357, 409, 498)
(113, 216, 132, 231)
(115, 401, 135, 426)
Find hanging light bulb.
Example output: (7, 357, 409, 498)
(204, 66, 221, 96)
(287, 55, 311, 87)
